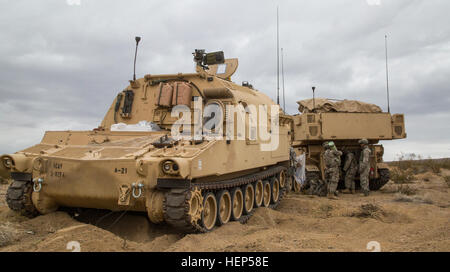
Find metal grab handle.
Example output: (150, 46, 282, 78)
(33, 178, 43, 193)
(132, 183, 144, 198)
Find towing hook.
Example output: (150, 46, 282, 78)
(33, 178, 44, 192)
(131, 182, 144, 199)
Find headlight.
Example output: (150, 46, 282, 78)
(3, 157, 13, 169)
(163, 161, 172, 172)
(161, 160, 179, 175)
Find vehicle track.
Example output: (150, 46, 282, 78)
(164, 165, 287, 233)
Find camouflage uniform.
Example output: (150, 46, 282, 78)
(359, 139, 371, 196)
(343, 152, 357, 192)
(308, 177, 327, 197)
(323, 143, 342, 197)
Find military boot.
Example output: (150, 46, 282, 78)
(341, 189, 351, 194)
(350, 189, 355, 194)
(360, 190, 370, 197)
(327, 193, 339, 200)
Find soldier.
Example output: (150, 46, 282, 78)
(304, 144, 327, 197)
(342, 151, 357, 194)
(323, 141, 342, 200)
(358, 138, 371, 196)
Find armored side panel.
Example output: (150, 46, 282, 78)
(293, 112, 406, 143)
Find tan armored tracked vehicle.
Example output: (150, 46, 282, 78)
(0, 47, 291, 232)
(289, 97, 406, 192)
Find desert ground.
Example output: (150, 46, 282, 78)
(0, 165, 449, 252)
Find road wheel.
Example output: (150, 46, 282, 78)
(216, 190, 231, 226)
(292, 179, 301, 193)
(201, 192, 217, 231)
(230, 187, 243, 221)
(254, 180, 264, 208)
(271, 178, 280, 204)
(262, 180, 271, 207)
(243, 184, 254, 215)
(279, 170, 286, 189)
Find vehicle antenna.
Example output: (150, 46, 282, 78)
(312, 86, 316, 112)
(385, 34, 390, 113)
(276, 6, 280, 105)
(281, 47, 286, 112)
(133, 36, 141, 81)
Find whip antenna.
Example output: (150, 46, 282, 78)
(281, 47, 286, 112)
(312, 86, 316, 112)
(133, 36, 141, 81)
(385, 34, 390, 113)
(276, 6, 280, 105)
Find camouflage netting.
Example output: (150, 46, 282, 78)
(297, 98, 383, 113)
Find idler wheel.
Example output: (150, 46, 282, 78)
(6, 180, 39, 218)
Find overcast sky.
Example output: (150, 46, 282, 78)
(0, 0, 449, 161)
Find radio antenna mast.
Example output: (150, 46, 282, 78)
(385, 34, 390, 113)
(281, 47, 286, 112)
(133, 36, 141, 81)
(276, 6, 280, 105)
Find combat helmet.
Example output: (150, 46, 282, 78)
(322, 141, 329, 149)
(358, 138, 369, 145)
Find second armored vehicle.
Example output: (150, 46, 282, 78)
(289, 98, 406, 192)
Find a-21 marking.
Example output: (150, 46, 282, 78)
(114, 168, 128, 174)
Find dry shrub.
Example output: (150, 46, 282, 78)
(390, 168, 414, 184)
(351, 204, 386, 220)
(441, 159, 450, 170)
(424, 159, 441, 174)
(444, 176, 450, 187)
(390, 153, 448, 175)
(392, 153, 426, 174)
(396, 185, 417, 196)
(394, 193, 433, 205)
(0, 223, 18, 247)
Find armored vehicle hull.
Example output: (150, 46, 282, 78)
(1, 52, 291, 232)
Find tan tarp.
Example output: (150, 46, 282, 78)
(297, 98, 382, 113)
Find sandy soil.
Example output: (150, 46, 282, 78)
(0, 169, 449, 252)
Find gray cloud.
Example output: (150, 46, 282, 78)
(0, 0, 449, 160)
